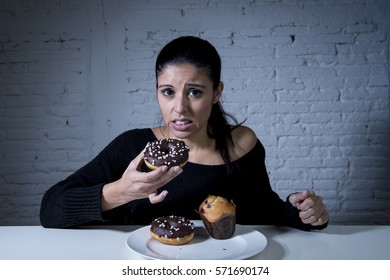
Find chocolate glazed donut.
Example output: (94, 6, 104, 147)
(150, 215, 195, 245)
(144, 139, 189, 170)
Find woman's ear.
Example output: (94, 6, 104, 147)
(213, 81, 224, 104)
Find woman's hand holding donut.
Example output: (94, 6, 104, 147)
(289, 190, 329, 226)
(101, 149, 183, 211)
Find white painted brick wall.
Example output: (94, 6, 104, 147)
(0, 0, 389, 225)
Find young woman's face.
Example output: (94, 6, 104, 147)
(156, 63, 222, 140)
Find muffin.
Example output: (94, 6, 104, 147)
(198, 195, 236, 239)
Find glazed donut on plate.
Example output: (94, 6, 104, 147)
(150, 215, 195, 245)
(144, 138, 189, 170)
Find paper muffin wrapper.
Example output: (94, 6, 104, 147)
(200, 213, 236, 239)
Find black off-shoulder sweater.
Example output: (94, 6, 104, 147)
(40, 128, 327, 231)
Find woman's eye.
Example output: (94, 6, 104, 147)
(188, 89, 202, 97)
(162, 89, 174, 96)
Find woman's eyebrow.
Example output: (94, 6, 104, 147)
(158, 83, 206, 88)
(185, 83, 206, 88)
(157, 83, 173, 88)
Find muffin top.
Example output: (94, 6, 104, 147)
(199, 195, 236, 222)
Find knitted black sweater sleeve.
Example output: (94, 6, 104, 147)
(227, 140, 327, 231)
(39, 129, 152, 228)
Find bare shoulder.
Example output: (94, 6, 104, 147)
(230, 125, 258, 160)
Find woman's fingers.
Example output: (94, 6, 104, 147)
(149, 190, 168, 204)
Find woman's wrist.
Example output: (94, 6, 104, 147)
(101, 180, 128, 212)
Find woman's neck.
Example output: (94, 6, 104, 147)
(152, 126, 223, 165)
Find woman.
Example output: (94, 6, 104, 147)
(40, 36, 329, 230)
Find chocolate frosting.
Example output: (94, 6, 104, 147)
(144, 139, 189, 167)
(150, 216, 194, 238)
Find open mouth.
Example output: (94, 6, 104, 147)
(173, 120, 191, 125)
(171, 119, 192, 131)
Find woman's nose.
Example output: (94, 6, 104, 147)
(174, 95, 187, 114)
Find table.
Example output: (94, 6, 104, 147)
(0, 224, 389, 260)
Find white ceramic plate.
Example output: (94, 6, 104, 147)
(126, 220, 267, 260)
